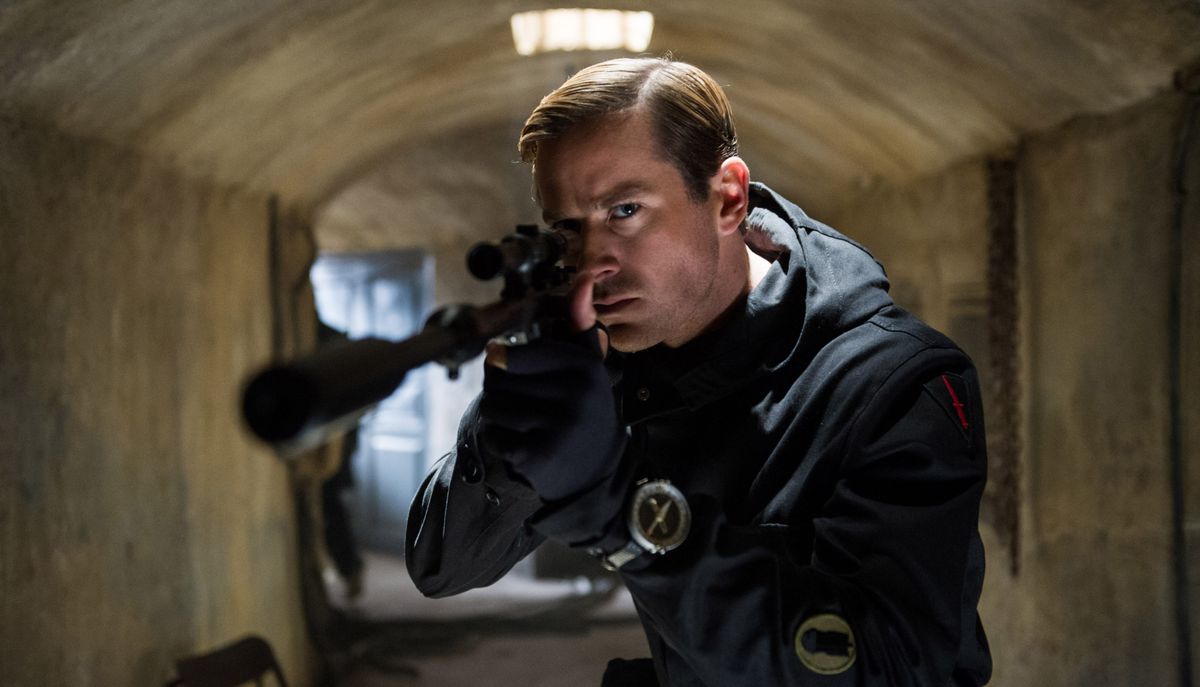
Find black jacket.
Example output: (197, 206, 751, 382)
(407, 183, 992, 686)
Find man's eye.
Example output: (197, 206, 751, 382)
(612, 203, 640, 220)
(552, 219, 581, 233)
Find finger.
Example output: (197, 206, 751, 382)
(594, 323, 609, 359)
(484, 340, 508, 370)
(569, 271, 598, 333)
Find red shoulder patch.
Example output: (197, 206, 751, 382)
(940, 374, 969, 430)
(922, 372, 973, 443)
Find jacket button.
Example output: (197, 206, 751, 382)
(460, 459, 482, 484)
(637, 387, 651, 402)
(485, 489, 501, 506)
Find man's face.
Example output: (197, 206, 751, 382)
(533, 110, 723, 352)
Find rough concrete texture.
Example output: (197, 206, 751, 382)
(314, 124, 537, 304)
(1186, 84, 1200, 680)
(825, 157, 990, 336)
(1, 1, 1199, 220)
(0, 118, 314, 686)
(1019, 91, 1191, 684)
(829, 89, 1198, 685)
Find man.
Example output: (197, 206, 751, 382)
(406, 57, 992, 686)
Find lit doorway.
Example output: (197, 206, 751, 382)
(310, 249, 434, 555)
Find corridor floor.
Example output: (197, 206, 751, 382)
(329, 551, 650, 687)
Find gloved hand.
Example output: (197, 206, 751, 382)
(478, 325, 624, 502)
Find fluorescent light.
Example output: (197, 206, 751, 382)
(511, 9, 654, 56)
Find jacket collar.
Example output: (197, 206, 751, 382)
(618, 183, 807, 421)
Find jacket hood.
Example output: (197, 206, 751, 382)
(744, 182, 893, 369)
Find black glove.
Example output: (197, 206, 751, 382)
(478, 325, 624, 502)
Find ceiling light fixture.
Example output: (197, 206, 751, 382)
(511, 9, 654, 56)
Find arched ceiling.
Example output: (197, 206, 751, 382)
(4, 0, 1199, 241)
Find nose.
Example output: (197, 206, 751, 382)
(575, 222, 619, 282)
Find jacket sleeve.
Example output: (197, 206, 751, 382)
(405, 395, 547, 597)
(618, 357, 991, 686)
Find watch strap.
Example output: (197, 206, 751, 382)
(595, 540, 645, 571)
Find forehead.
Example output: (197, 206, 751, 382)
(532, 110, 680, 211)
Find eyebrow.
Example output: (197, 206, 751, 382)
(594, 181, 654, 209)
(541, 181, 656, 224)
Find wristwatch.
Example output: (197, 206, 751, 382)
(595, 479, 691, 571)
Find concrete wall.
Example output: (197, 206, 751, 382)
(1187, 85, 1200, 687)
(826, 89, 1198, 685)
(0, 118, 315, 685)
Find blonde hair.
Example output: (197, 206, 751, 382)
(518, 57, 738, 202)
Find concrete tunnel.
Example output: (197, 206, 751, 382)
(2, 1, 1200, 685)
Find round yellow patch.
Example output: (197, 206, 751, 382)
(794, 613, 856, 675)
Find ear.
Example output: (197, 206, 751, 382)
(713, 156, 750, 236)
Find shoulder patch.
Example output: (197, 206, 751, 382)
(923, 373, 973, 444)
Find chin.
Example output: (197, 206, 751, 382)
(604, 323, 660, 354)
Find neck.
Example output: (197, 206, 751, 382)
(747, 243, 771, 291)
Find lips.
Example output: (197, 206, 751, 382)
(595, 296, 637, 316)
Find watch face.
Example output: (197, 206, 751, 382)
(629, 480, 691, 554)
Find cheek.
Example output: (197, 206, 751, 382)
(669, 225, 719, 273)
(646, 246, 706, 303)
(627, 214, 717, 286)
